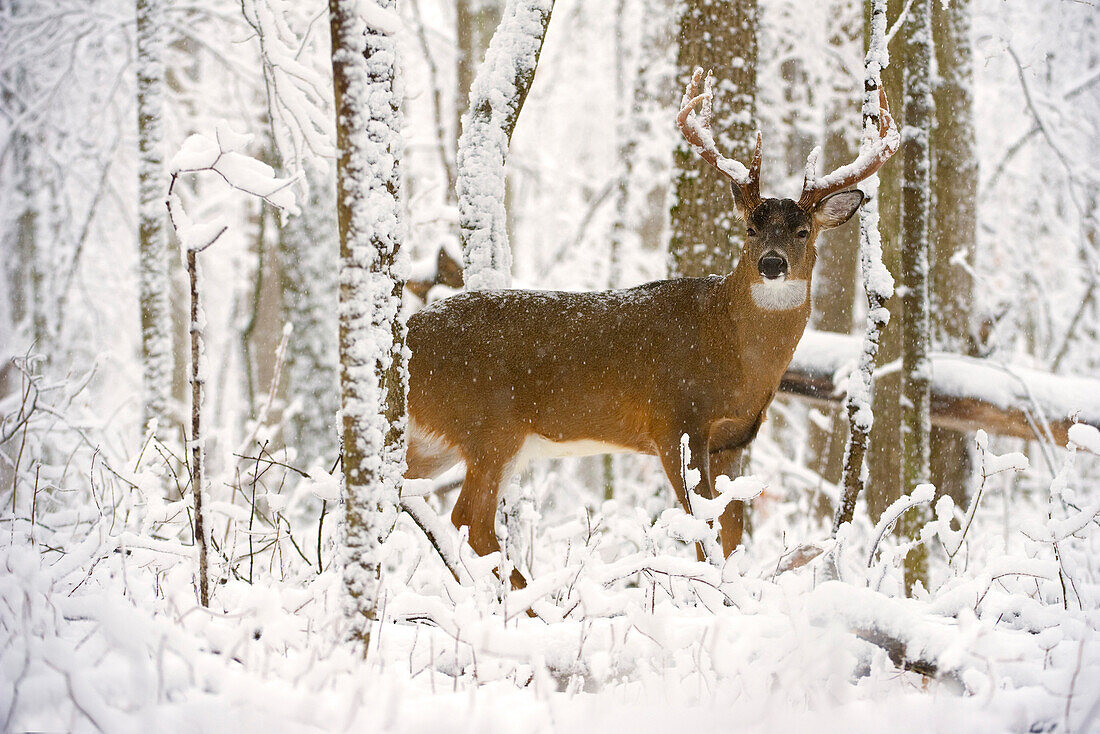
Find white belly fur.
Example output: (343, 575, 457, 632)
(513, 434, 632, 473)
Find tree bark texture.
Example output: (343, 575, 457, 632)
(330, 0, 408, 657)
(899, 0, 933, 595)
(669, 0, 757, 278)
(929, 0, 979, 508)
(136, 0, 174, 436)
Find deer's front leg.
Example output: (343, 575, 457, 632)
(710, 447, 745, 556)
(657, 430, 714, 562)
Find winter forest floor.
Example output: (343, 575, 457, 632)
(3, 389, 1099, 732)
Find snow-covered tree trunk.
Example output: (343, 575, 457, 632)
(456, 0, 554, 291)
(866, 0, 905, 519)
(929, 0, 978, 508)
(456, 0, 503, 154)
(669, 0, 757, 278)
(278, 163, 339, 470)
(807, 0, 863, 490)
(831, 0, 893, 538)
(136, 0, 173, 436)
(899, 0, 933, 595)
(329, 0, 408, 656)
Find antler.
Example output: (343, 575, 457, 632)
(677, 67, 763, 213)
(797, 87, 900, 210)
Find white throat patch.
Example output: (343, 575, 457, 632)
(750, 278, 808, 311)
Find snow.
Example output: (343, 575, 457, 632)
(792, 330, 1100, 433)
(169, 123, 298, 213)
(1069, 423, 1100, 455)
(5, 445, 1098, 732)
(4, 0, 1100, 731)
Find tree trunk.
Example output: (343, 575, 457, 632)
(807, 0, 863, 494)
(899, 0, 933, 595)
(866, 0, 904, 520)
(930, 0, 978, 508)
(830, 0, 893, 540)
(456, 0, 503, 154)
(456, 0, 555, 291)
(136, 0, 173, 437)
(330, 0, 408, 657)
(669, 0, 757, 278)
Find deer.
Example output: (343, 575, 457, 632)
(404, 68, 899, 588)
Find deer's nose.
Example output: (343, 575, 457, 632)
(758, 252, 788, 280)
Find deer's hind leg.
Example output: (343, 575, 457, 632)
(450, 434, 528, 589)
(405, 420, 462, 479)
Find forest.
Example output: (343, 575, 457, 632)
(1, 0, 1099, 730)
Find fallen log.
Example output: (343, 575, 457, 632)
(782, 330, 1100, 445)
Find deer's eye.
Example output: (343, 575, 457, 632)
(797, 229, 810, 238)
(746, 228, 757, 237)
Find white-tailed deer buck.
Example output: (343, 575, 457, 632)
(406, 69, 899, 587)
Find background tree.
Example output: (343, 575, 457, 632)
(806, 0, 863, 491)
(898, 0, 933, 594)
(278, 166, 339, 468)
(669, 0, 757, 278)
(136, 0, 174, 437)
(929, 0, 978, 507)
(867, 0, 904, 519)
(329, 0, 408, 655)
(243, 0, 340, 469)
(830, 0, 895, 546)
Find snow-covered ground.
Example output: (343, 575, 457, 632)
(4, 413, 1098, 732)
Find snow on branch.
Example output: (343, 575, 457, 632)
(456, 0, 555, 291)
(168, 122, 297, 217)
(240, 0, 337, 176)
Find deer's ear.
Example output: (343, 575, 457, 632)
(812, 190, 864, 229)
